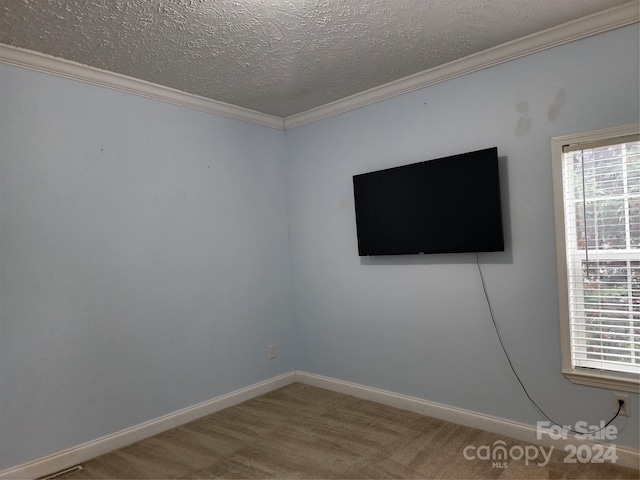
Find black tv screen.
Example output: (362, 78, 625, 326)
(353, 147, 504, 256)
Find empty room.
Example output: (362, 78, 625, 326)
(0, 1, 639, 479)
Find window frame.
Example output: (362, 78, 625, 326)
(551, 124, 640, 393)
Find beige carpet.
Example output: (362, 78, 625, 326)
(55, 382, 638, 479)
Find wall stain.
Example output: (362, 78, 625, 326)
(547, 88, 567, 121)
(515, 100, 531, 137)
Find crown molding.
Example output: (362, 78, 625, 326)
(1, 2, 637, 132)
(284, 1, 640, 130)
(0, 44, 285, 131)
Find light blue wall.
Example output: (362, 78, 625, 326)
(0, 65, 294, 469)
(1, 23, 638, 472)
(285, 24, 639, 449)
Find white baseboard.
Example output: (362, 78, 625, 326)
(294, 371, 639, 470)
(3, 370, 637, 478)
(0, 372, 296, 480)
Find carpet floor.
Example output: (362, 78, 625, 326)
(55, 382, 638, 479)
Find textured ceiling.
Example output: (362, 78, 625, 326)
(0, 0, 632, 117)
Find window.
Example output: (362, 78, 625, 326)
(552, 124, 640, 392)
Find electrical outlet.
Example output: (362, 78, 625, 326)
(612, 393, 630, 417)
(269, 344, 277, 360)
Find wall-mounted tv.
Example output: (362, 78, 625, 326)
(353, 147, 504, 256)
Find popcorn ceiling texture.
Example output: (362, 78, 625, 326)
(0, 0, 629, 117)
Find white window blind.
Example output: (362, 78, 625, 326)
(561, 135, 640, 376)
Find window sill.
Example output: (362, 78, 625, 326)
(563, 368, 640, 393)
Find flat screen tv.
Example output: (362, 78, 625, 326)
(353, 147, 504, 256)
